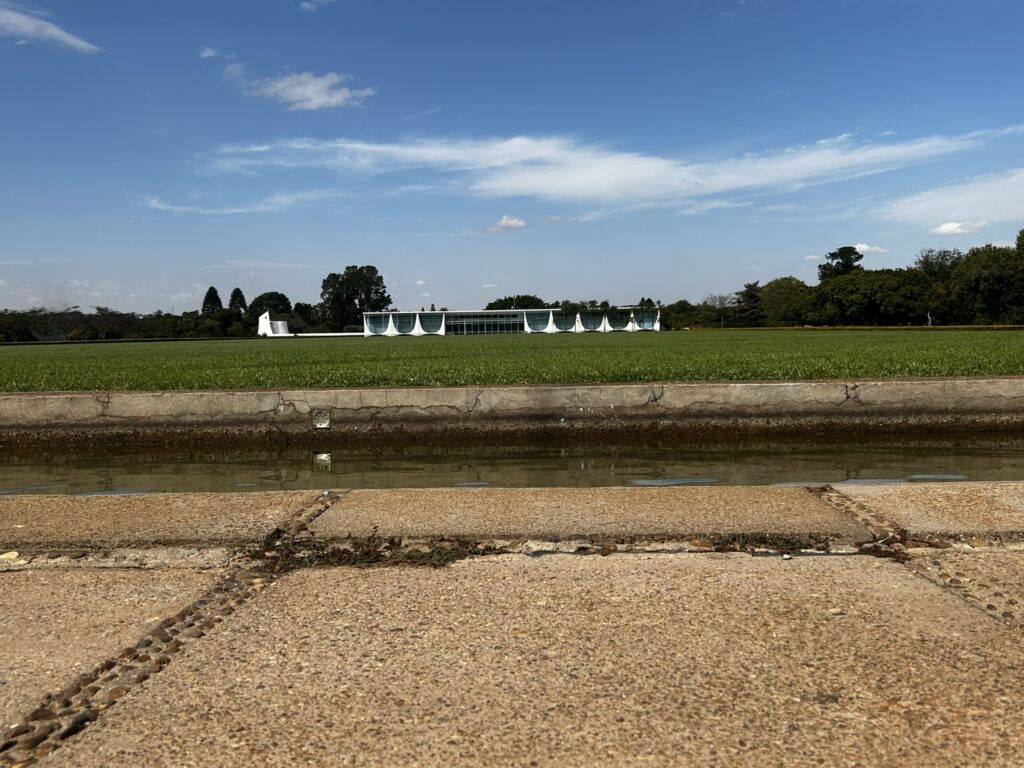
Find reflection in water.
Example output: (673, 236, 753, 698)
(2, 436, 1024, 495)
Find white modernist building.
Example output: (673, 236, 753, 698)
(258, 308, 660, 338)
(363, 308, 660, 336)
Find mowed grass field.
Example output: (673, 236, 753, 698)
(1, 329, 1024, 392)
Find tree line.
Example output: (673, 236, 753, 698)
(1, 231, 1023, 341)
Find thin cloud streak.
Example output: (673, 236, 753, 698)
(144, 188, 347, 216)
(0, 4, 100, 52)
(206, 127, 1022, 207)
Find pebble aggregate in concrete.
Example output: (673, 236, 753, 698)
(45, 554, 1024, 767)
(838, 481, 1024, 541)
(0, 568, 270, 766)
(0, 491, 323, 550)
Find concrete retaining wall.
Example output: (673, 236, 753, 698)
(1, 379, 1024, 445)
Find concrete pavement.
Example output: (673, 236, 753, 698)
(2, 483, 1024, 766)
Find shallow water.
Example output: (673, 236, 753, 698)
(1, 436, 1023, 495)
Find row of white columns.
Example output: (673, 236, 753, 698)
(364, 310, 660, 337)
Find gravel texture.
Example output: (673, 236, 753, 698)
(839, 481, 1024, 540)
(49, 554, 1024, 767)
(0, 491, 323, 550)
(909, 547, 1024, 628)
(310, 486, 870, 545)
(0, 569, 218, 728)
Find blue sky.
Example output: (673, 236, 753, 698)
(2, 0, 1023, 313)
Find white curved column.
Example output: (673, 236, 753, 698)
(411, 313, 426, 336)
(438, 314, 446, 335)
(654, 311, 661, 332)
(573, 313, 584, 333)
(626, 311, 638, 332)
(384, 314, 399, 337)
(522, 310, 531, 334)
(363, 315, 372, 337)
(257, 311, 274, 337)
(598, 314, 612, 332)
(544, 310, 557, 333)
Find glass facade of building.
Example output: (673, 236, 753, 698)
(361, 308, 661, 337)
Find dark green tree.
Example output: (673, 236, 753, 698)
(732, 282, 765, 326)
(320, 265, 393, 331)
(484, 294, 548, 310)
(817, 246, 865, 282)
(228, 287, 247, 313)
(201, 286, 223, 314)
(761, 277, 812, 326)
(247, 291, 292, 318)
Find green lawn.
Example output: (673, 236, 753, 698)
(1, 330, 1023, 392)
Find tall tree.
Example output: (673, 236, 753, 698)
(228, 287, 247, 313)
(817, 246, 865, 282)
(247, 291, 292, 318)
(733, 282, 765, 326)
(201, 286, 223, 314)
(320, 265, 392, 330)
(761, 277, 812, 326)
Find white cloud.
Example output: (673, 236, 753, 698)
(487, 215, 527, 232)
(144, 188, 346, 215)
(482, 283, 498, 288)
(223, 62, 245, 80)
(207, 126, 1022, 207)
(415, 279, 426, 286)
(929, 221, 990, 235)
(885, 167, 1024, 232)
(419, 292, 431, 297)
(803, 255, 822, 261)
(0, 278, 6, 287)
(199, 46, 219, 58)
(300, 0, 335, 10)
(854, 243, 888, 254)
(0, 4, 100, 52)
(247, 72, 375, 111)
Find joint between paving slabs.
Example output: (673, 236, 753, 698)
(0, 497, 346, 765)
(812, 486, 1024, 632)
(0, 567, 275, 766)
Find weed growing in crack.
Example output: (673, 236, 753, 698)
(256, 527, 498, 573)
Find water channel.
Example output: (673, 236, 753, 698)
(3, 435, 1024, 495)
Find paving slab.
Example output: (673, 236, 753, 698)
(310, 486, 870, 545)
(0, 491, 322, 550)
(50, 555, 1024, 767)
(909, 548, 1024, 627)
(0, 568, 218, 728)
(838, 481, 1024, 541)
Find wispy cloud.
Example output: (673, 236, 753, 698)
(299, 0, 335, 11)
(206, 52, 374, 112)
(415, 279, 426, 286)
(930, 221, 990, 235)
(247, 71, 375, 111)
(803, 255, 822, 261)
(884, 167, 1024, 233)
(0, 3, 100, 52)
(144, 188, 347, 216)
(482, 283, 498, 288)
(487, 214, 526, 232)
(206, 127, 1021, 207)
(404, 106, 444, 121)
(854, 243, 888, 254)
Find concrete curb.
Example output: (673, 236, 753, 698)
(2, 378, 1024, 440)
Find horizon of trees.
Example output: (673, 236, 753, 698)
(2, 231, 1024, 342)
